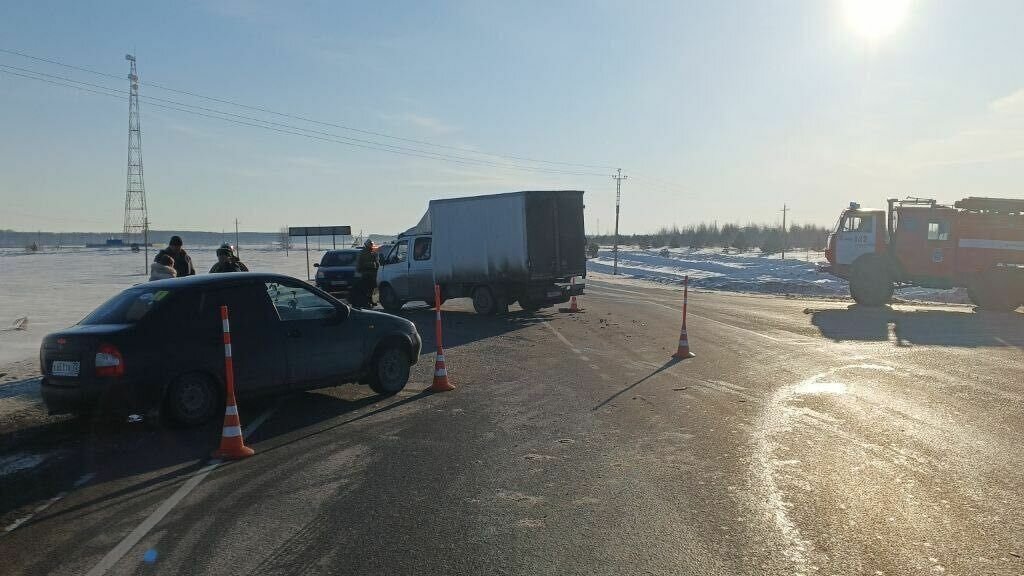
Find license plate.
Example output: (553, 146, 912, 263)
(51, 360, 80, 377)
(547, 290, 562, 298)
(332, 280, 349, 286)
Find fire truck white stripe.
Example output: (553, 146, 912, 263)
(958, 238, 1024, 251)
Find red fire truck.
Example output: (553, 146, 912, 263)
(821, 197, 1024, 310)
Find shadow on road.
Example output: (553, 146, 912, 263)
(0, 385, 426, 527)
(396, 308, 550, 356)
(592, 358, 682, 411)
(807, 305, 1024, 348)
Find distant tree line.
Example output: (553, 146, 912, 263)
(589, 222, 830, 254)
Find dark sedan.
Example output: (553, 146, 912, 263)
(40, 273, 421, 425)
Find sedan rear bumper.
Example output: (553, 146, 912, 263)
(41, 376, 159, 416)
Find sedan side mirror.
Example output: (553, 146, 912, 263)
(313, 263, 320, 268)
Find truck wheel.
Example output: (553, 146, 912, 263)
(368, 346, 410, 396)
(849, 256, 893, 307)
(379, 284, 403, 313)
(165, 373, 219, 427)
(968, 272, 1017, 312)
(472, 286, 497, 315)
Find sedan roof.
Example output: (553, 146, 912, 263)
(143, 272, 303, 290)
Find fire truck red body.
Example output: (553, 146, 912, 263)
(822, 197, 1024, 310)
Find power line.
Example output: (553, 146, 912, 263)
(0, 65, 607, 177)
(1, 48, 699, 194)
(0, 47, 614, 171)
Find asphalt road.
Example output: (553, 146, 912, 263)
(1, 280, 1023, 575)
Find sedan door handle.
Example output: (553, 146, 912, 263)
(287, 329, 302, 338)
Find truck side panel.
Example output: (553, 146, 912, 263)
(431, 194, 530, 284)
(954, 211, 1024, 275)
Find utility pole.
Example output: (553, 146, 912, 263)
(611, 168, 627, 275)
(781, 204, 789, 260)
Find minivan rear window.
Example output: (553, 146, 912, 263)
(321, 251, 358, 267)
(80, 287, 172, 325)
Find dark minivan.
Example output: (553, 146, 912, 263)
(314, 249, 361, 296)
(40, 273, 421, 425)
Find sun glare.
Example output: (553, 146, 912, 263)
(842, 0, 913, 42)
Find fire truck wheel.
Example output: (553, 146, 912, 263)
(967, 272, 1018, 312)
(850, 256, 893, 307)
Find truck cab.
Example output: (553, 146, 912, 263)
(378, 234, 435, 309)
(825, 203, 887, 275)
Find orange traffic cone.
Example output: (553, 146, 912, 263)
(428, 284, 456, 392)
(672, 325, 695, 359)
(564, 277, 581, 312)
(430, 350, 455, 391)
(213, 305, 254, 459)
(213, 393, 254, 460)
(672, 275, 696, 360)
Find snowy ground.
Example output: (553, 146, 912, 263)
(0, 245, 329, 369)
(587, 246, 968, 303)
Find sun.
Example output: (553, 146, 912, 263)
(841, 0, 913, 42)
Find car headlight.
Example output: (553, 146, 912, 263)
(316, 270, 325, 280)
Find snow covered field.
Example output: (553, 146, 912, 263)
(0, 245, 327, 367)
(587, 246, 968, 303)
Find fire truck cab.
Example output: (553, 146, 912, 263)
(823, 197, 1024, 310)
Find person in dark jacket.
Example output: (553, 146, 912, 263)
(353, 239, 379, 308)
(155, 236, 195, 277)
(209, 243, 249, 273)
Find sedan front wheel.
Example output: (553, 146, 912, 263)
(369, 346, 410, 396)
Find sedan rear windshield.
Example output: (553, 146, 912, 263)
(80, 287, 172, 325)
(321, 251, 358, 267)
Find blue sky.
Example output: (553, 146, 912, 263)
(2, 0, 1023, 234)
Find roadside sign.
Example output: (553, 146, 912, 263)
(288, 226, 351, 237)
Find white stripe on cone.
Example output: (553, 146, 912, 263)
(222, 425, 242, 438)
(679, 340, 689, 346)
(224, 343, 232, 358)
(222, 319, 230, 332)
(435, 368, 448, 377)
(436, 354, 444, 363)
(224, 405, 238, 416)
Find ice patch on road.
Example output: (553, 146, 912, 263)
(0, 452, 47, 476)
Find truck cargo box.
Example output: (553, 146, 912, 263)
(430, 190, 586, 285)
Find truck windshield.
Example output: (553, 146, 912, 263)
(80, 287, 172, 325)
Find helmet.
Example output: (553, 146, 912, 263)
(217, 243, 236, 258)
(363, 239, 373, 248)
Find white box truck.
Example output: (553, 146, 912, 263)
(377, 190, 586, 314)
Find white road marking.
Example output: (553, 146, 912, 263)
(543, 321, 582, 354)
(3, 471, 96, 534)
(83, 407, 274, 576)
